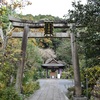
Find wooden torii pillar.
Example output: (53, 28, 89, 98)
(15, 25, 29, 93)
(70, 24, 82, 96)
(70, 24, 87, 100)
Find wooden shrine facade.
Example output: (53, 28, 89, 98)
(42, 58, 65, 78)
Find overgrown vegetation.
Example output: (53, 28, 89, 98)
(81, 66, 100, 98)
(0, 87, 22, 100)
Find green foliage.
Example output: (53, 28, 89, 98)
(0, 38, 22, 99)
(26, 39, 43, 68)
(32, 68, 45, 80)
(0, 40, 21, 86)
(33, 14, 62, 21)
(67, 86, 75, 100)
(23, 68, 38, 82)
(32, 69, 40, 81)
(56, 39, 71, 64)
(91, 79, 100, 98)
(0, 6, 10, 34)
(17, 14, 34, 20)
(17, 14, 62, 22)
(0, 82, 5, 91)
(61, 70, 73, 79)
(51, 38, 62, 52)
(23, 81, 40, 96)
(0, 87, 22, 100)
(61, 72, 67, 79)
(25, 40, 44, 81)
(81, 65, 100, 98)
(0, 1, 41, 99)
(38, 38, 52, 48)
(68, 0, 100, 67)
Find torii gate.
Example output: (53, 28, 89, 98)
(9, 16, 85, 99)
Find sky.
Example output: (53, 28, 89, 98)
(21, 0, 87, 18)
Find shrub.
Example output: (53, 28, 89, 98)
(0, 87, 22, 100)
(0, 82, 5, 91)
(61, 71, 72, 79)
(91, 79, 100, 98)
(61, 72, 67, 79)
(66, 86, 75, 100)
(81, 65, 100, 98)
(23, 81, 40, 96)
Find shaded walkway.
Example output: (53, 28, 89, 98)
(28, 79, 74, 100)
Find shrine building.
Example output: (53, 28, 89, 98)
(41, 58, 65, 78)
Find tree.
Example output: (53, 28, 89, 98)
(56, 39, 72, 65)
(0, 0, 33, 95)
(68, 0, 100, 67)
(38, 48, 56, 62)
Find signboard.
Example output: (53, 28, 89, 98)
(44, 21, 53, 37)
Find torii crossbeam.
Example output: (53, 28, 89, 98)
(9, 16, 81, 38)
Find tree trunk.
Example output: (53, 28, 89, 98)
(15, 25, 29, 94)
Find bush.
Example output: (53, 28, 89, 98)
(91, 79, 100, 98)
(81, 65, 100, 98)
(23, 81, 40, 96)
(66, 86, 75, 100)
(61, 72, 67, 79)
(61, 72, 72, 79)
(0, 87, 22, 100)
(0, 82, 5, 91)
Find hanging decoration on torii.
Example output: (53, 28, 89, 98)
(44, 21, 53, 37)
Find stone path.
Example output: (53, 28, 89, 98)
(28, 79, 74, 100)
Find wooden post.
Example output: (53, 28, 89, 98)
(70, 25, 82, 96)
(21, 25, 29, 77)
(46, 69, 49, 78)
(15, 25, 29, 93)
(58, 69, 60, 74)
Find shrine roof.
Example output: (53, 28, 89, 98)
(41, 58, 65, 69)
